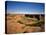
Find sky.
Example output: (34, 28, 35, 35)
(6, 1, 45, 14)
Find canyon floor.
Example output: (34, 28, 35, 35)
(5, 14, 45, 34)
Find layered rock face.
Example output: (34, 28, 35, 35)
(6, 14, 44, 34)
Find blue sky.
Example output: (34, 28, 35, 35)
(6, 1, 45, 14)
